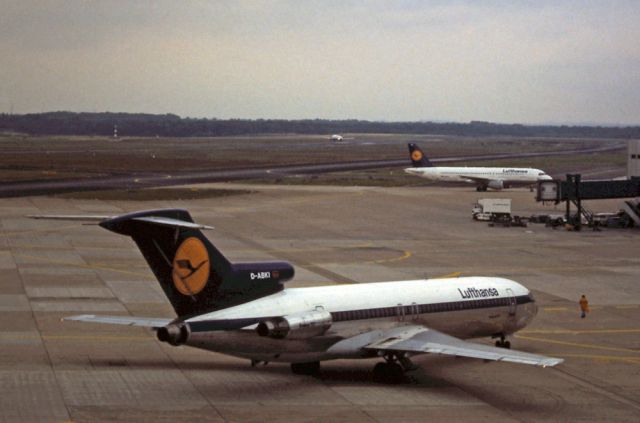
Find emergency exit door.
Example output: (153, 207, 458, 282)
(506, 288, 517, 316)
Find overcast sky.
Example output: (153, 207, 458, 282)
(1, 1, 639, 125)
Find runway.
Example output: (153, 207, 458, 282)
(0, 144, 622, 198)
(1, 183, 639, 422)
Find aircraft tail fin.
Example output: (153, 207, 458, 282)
(408, 143, 434, 167)
(99, 209, 294, 318)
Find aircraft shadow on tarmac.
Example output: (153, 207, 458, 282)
(85, 356, 458, 387)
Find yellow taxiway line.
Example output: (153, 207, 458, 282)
(520, 328, 640, 335)
(515, 334, 640, 355)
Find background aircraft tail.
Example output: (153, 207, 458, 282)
(408, 143, 434, 167)
(100, 209, 294, 318)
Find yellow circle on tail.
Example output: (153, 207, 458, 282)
(172, 237, 210, 296)
(411, 150, 423, 162)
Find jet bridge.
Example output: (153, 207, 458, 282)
(536, 174, 640, 230)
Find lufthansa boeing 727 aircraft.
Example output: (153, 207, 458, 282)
(405, 143, 552, 191)
(32, 209, 562, 383)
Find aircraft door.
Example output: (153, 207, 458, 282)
(506, 288, 517, 316)
(396, 304, 405, 322)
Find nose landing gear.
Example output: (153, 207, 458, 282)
(494, 334, 511, 349)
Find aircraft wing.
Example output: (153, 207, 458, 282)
(64, 314, 172, 328)
(459, 175, 492, 184)
(364, 325, 563, 367)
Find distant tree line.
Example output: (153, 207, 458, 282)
(1, 112, 639, 139)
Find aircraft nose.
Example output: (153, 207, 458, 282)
(540, 175, 553, 181)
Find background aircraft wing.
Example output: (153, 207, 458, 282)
(64, 314, 172, 328)
(459, 175, 491, 184)
(364, 325, 563, 367)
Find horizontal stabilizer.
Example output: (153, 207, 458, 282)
(132, 216, 213, 230)
(27, 214, 112, 221)
(64, 314, 172, 328)
(28, 213, 213, 230)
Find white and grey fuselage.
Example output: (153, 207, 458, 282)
(183, 276, 537, 363)
(404, 166, 552, 188)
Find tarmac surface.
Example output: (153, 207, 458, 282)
(1, 183, 639, 422)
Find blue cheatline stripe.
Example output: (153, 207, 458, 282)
(331, 295, 532, 322)
(186, 295, 534, 333)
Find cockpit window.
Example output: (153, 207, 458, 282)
(538, 172, 546, 176)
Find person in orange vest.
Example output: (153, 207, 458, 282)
(579, 295, 590, 318)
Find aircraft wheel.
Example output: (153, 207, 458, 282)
(476, 186, 482, 192)
(373, 362, 404, 384)
(290, 361, 320, 375)
(386, 362, 404, 384)
(373, 362, 387, 383)
(495, 338, 511, 349)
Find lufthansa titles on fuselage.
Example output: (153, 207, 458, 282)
(458, 287, 500, 299)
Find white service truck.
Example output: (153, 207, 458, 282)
(472, 198, 512, 221)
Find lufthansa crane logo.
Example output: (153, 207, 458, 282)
(411, 150, 423, 162)
(172, 237, 210, 296)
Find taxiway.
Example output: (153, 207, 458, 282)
(0, 183, 639, 422)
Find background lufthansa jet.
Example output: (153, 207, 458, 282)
(405, 143, 552, 191)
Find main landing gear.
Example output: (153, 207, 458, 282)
(494, 334, 511, 349)
(373, 353, 415, 384)
(287, 354, 416, 383)
(476, 186, 488, 192)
